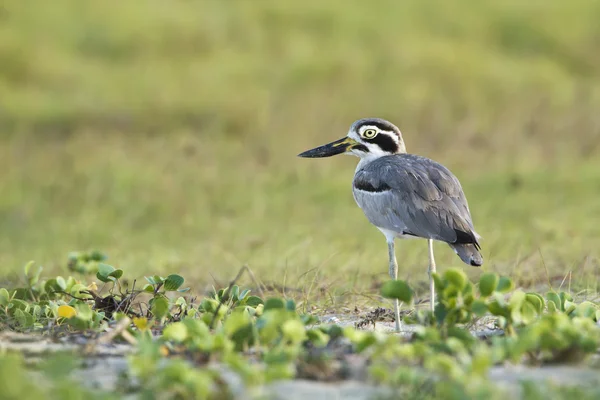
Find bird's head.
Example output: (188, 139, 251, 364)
(298, 118, 406, 160)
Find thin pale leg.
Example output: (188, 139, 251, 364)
(387, 240, 401, 332)
(428, 239, 437, 313)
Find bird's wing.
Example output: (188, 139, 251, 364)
(352, 154, 480, 246)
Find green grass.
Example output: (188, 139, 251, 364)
(1, 0, 599, 306)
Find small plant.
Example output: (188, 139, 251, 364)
(0, 254, 599, 399)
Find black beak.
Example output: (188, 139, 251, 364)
(297, 137, 358, 158)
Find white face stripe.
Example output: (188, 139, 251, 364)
(356, 125, 400, 143)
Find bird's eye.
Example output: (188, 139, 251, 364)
(362, 129, 378, 139)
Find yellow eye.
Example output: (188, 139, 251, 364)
(362, 129, 378, 139)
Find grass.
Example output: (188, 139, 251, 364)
(1, 0, 599, 307)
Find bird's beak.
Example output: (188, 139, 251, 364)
(297, 137, 358, 158)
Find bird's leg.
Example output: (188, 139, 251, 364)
(427, 239, 437, 313)
(387, 240, 401, 332)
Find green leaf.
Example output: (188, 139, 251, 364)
(307, 328, 329, 347)
(56, 276, 67, 291)
(109, 269, 123, 280)
(163, 322, 189, 342)
(574, 301, 597, 319)
(381, 280, 413, 303)
(525, 293, 545, 314)
(521, 301, 537, 324)
(282, 319, 306, 344)
(164, 274, 185, 291)
(432, 273, 445, 293)
(23, 261, 35, 277)
(144, 276, 156, 285)
(496, 277, 514, 293)
(264, 298, 285, 311)
(14, 309, 34, 328)
(151, 295, 170, 320)
(508, 290, 526, 310)
(546, 292, 562, 312)
(444, 268, 467, 290)
(96, 263, 116, 283)
(488, 300, 509, 318)
(238, 289, 251, 300)
(143, 284, 155, 293)
(479, 273, 498, 297)
(285, 299, 296, 312)
(89, 250, 106, 261)
(74, 303, 94, 321)
(230, 285, 240, 301)
(245, 296, 264, 307)
(0, 288, 9, 306)
(471, 299, 488, 316)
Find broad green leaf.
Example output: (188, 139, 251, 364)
(245, 296, 263, 307)
(264, 298, 285, 311)
(285, 299, 296, 311)
(109, 269, 123, 280)
(224, 311, 252, 336)
(238, 289, 251, 300)
(306, 329, 329, 347)
(479, 273, 498, 297)
(143, 284, 155, 293)
(96, 263, 116, 283)
(230, 285, 240, 301)
(508, 290, 526, 310)
(89, 250, 106, 261)
(487, 300, 508, 317)
(164, 274, 184, 291)
(163, 322, 188, 342)
(574, 301, 597, 319)
(546, 292, 561, 312)
(525, 293, 544, 314)
(471, 299, 488, 316)
(521, 301, 538, 324)
(69, 283, 89, 298)
(496, 277, 514, 293)
(56, 276, 67, 291)
(444, 268, 467, 290)
(57, 305, 77, 318)
(151, 295, 170, 320)
(9, 299, 30, 311)
(381, 280, 413, 303)
(14, 309, 34, 328)
(432, 273, 445, 293)
(0, 288, 9, 306)
(281, 319, 306, 344)
(75, 303, 94, 321)
(23, 260, 35, 278)
(97, 263, 115, 277)
(144, 276, 156, 285)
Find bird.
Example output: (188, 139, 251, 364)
(298, 118, 482, 332)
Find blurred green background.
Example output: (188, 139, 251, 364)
(1, 0, 599, 303)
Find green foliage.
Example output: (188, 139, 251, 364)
(1, 255, 599, 399)
(381, 280, 414, 303)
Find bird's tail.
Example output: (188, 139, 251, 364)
(449, 243, 483, 267)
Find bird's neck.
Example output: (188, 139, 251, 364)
(355, 152, 391, 172)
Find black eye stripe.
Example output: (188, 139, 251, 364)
(365, 133, 398, 153)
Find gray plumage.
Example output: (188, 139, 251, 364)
(298, 117, 484, 331)
(352, 154, 482, 266)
